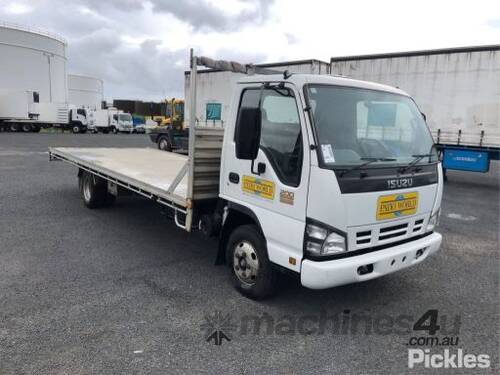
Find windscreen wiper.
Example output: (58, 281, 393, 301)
(399, 154, 434, 173)
(339, 157, 397, 177)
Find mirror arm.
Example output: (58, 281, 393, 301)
(250, 159, 266, 175)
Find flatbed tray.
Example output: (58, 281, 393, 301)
(49, 147, 189, 207)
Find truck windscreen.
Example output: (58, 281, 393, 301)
(118, 114, 132, 121)
(305, 85, 438, 168)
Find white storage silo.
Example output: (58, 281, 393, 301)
(0, 22, 68, 124)
(68, 74, 103, 110)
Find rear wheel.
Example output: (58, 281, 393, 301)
(22, 123, 32, 132)
(79, 172, 115, 208)
(10, 123, 20, 132)
(227, 225, 277, 299)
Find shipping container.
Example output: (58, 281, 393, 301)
(330, 45, 500, 173)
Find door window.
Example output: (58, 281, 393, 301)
(237, 88, 303, 187)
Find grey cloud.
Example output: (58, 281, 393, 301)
(151, 0, 275, 31)
(0, 0, 274, 100)
(140, 39, 163, 55)
(75, 0, 145, 12)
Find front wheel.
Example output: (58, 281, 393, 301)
(72, 125, 80, 134)
(158, 136, 172, 151)
(112, 127, 118, 134)
(227, 225, 277, 299)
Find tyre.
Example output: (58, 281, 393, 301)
(112, 127, 118, 134)
(31, 125, 41, 133)
(158, 136, 172, 151)
(22, 123, 32, 132)
(79, 172, 116, 209)
(72, 125, 80, 134)
(227, 225, 277, 299)
(9, 123, 20, 132)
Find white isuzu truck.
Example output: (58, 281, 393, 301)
(49, 52, 443, 299)
(89, 108, 133, 134)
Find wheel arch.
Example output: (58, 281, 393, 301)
(215, 201, 265, 265)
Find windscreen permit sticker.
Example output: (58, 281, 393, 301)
(321, 144, 335, 163)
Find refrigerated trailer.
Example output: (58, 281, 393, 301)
(0, 90, 40, 131)
(331, 45, 500, 175)
(50, 51, 443, 299)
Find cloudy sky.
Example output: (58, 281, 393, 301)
(1, 0, 498, 101)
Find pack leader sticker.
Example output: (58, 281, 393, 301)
(321, 144, 335, 163)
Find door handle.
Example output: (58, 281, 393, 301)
(229, 172, 239, 184)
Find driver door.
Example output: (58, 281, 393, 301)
(221, 83, 310, 272)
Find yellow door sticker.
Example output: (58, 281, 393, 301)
(242, 175, 275, 200)
(376, 192, 419, 220)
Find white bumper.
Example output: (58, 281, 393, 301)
(301, 232, 442, 289)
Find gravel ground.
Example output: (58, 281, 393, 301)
(0, 133, 498, 374)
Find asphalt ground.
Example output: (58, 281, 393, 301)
(0, 133, 498, 374)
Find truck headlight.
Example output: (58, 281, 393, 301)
(427, 210, 440, 232)
(305, 220, 347, 257)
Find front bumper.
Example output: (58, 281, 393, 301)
(301, 232, 442, 289)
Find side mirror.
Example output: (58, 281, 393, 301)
(235, 107, 261, 160)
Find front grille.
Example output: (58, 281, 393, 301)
(352, 216, 427, 250)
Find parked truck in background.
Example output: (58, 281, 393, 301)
(90, 108, 133, 134)
(148, 98, 186, 151)
(49, 52, 443, 299)
(0, 91, 89, 133)
(331, 45, 500, 176)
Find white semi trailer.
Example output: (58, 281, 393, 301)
(49, 52, 443, 299)
(331, 45, 500, 175)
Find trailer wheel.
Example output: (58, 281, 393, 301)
(22, 123, 32, 132)
(227, 225, 277, 299)
(10, 123, 20, 132)
(79, 172, 115, 208)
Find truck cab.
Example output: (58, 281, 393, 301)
(219, 74, 442, 295)
(111, 112, 133, 133)
(68, 105, 88, 133)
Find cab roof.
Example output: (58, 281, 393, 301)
(237, 73, 409, 97)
